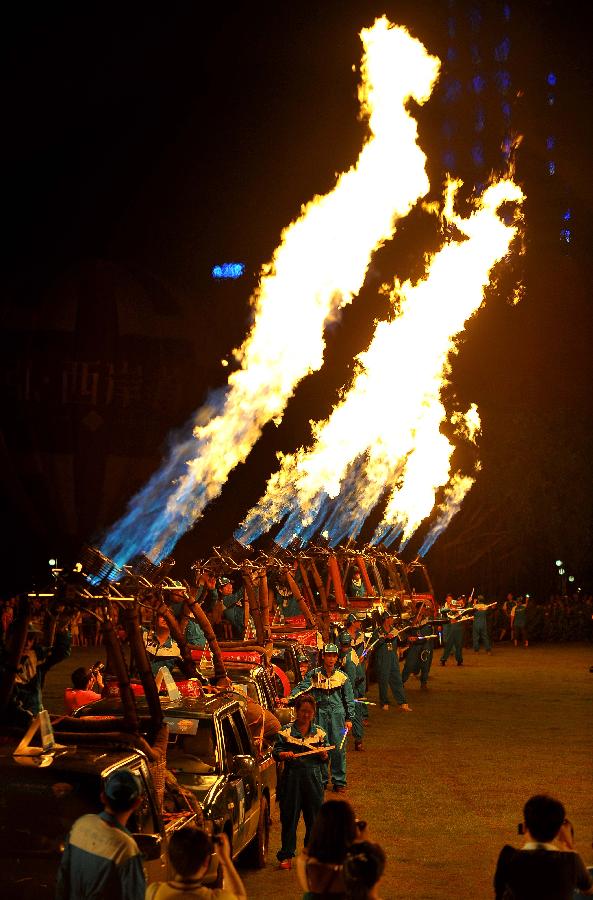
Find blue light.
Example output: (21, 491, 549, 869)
(495, 70, 511, 94)
(548, 161, 555, 176)
(472, 74, 486, 94)
(501, 101, 511, 120)
(546, 136, 555, 150)
(443, 150, 456, 170)
(471, 143, 484, 167)
(560, 228, 571, 243)
(442, 120, 455, 139)
(443, 78, 462, 103)
(468, 7, 482, 32)
(503, 4, 511, 22)
(547, 72, 557, 86)
(563, 209, 571, 221)
(494, 38, 511, 63)
(212, 262, 245, 280)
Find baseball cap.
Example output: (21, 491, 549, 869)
(323, 643, 339, 654)
(104, 768, 141, 806)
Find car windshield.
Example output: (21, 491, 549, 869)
(0, 768, 102, 856)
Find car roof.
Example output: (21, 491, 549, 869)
(75, 693, 243, 720)
(0, 741, 143, 778)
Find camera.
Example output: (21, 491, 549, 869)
(90, 662, 105, 675)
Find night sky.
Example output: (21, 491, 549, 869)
(3, 2, 593, 597)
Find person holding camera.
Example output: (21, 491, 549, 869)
(296, 798, 366, 897)
(145, 826, 246, 899)
(494, 794, 593, 899)
(64, 663, 104, 714)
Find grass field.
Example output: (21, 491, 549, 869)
(44, 642, 593, 899)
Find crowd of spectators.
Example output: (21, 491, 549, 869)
(3, 590, 593, 648)
(55, 784, 592, 899)
(489, 593, 593, 645)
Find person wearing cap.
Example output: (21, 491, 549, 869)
(401, 613, 435, 690)
(472, 594, 493, 653)
(219, 576, 246, 640)
(439, 594, 468, 667)
(56, 768, 145, 900)
(339, 632, 366, 751)
(273, 564, 303, 620)
(372, 611, 412, 712)
(143, 614, 183, 676)
(165, 583, 207, 650)
(280, 643, 355, 793)
(343, 612, 364, 651)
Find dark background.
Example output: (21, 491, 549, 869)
(2, 1, 592, 598)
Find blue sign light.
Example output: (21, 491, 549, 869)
(212, 263, 245, 280)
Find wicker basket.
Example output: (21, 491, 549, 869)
(148, 753, 167, 813)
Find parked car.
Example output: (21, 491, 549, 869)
(75, 691, 276, 867)
(0, 739, 198, 899)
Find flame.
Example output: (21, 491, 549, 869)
(238, 178, 523, 549)
(418, 472, 476, 556)
(101, 17, 440, 567)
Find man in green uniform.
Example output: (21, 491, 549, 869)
(402, 616, 436, 689)
(338, 631, 366, 751)
(348, 567, 367, 598)
(439, 595, 468, 666)
(281, 643, 355, 792)
(273, 693, 329, 869)
(372, 611, 412, 711)
(219, 576, 246, 640)
(472, 594, 493, 653)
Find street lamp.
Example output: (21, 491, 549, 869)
(555, 560, 563, 567)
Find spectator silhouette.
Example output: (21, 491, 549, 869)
(494, 794, 593, 899)
(296, 798, 362, 896)
(343, 841, 386, 900)
(145, 825, 246, 899)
